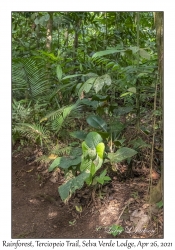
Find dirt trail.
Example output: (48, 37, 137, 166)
(12, 148, 163, 239)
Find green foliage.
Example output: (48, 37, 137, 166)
(108, 147, 137, 163)
(114, 106, 133, 116)
(48, 156, 81, 172)
(78, 74, 111, 98)
(12, 99, 32, 123)
(156, 200, 163, 208)
(58, 172, 90, 202)
(40, 102, 81, 133)
(12, 12, 162, 212)
(84, 131, 103, 149)
(93, 169, 111, 185)
(86, 115, 125, 152)
(14, 123, 50, 147)
(12, 58, 50, 102)
(49, 129, 138, 202)
(49, 132, 105, 201)
(86, 115, 107, 131)
(56, 64, 63, 81)
(129, 137, 151, 150)
(81, 133, 105, 185)
(70, 131, 88, 140)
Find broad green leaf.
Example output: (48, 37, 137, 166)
(56, 65, 62, 81)
(34, 18, 40, 25)
(78, 77, 95, 98)
(139, 49, 150, 60)
(95, 170, 111, 185)
(103, 74, 112, 86)
(108, 147, 137, 163)
(114, 106, 133, 116)
(85, 72, 98, 78)
(78, 82, 92, 97)
(48, 156, 81, 172)
(96, 177, 104, 185)
(44, 13, 50, 22)
(82, 141, 90, 156)
(59, 156, 81, 169)
(97, 131, 110, 139)
(92, 94, 109, 101)
(70, 131, 88, 140)
(84, 76, 97, 85)
(92, 49, 125, 58)
(96, 142, 105, 159)
(48, 157, 62, 172)
(100, 169, 107, 178)
(85, 132, 103, 149)
(58, 172, 90, 201)
(70, 147, 82, 157)
(93, 156, 103, 171)
(93, 74, 111, 93)
(88, 148, 97, 160)
(128, 87, 136, 94)
(90, 163, 96, 176)
(93, 77, 105, 93)
(87, 115, 107, 132)
(62, 74, 82, 80)
(129, 137, 151, 149)
(128, 87, 136, 93)
(80, 157, 92, 172)
(79, 98, 98, 108)
(108, 121, 125, 133)
(129, 46, 139, 54)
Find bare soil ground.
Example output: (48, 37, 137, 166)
(12, 145, 163, 239)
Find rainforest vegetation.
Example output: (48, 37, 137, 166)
(12, 12, 163, 238)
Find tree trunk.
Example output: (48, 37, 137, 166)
(46, 13, 53, 52)
(152, 11, 164, 203)
(155, 12, 163, 164)
(136, 12, 140, 130)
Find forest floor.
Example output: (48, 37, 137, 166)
(12, 144, 163, 239)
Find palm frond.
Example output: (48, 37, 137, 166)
(51, 145, 73, 156)
(12, 99, 32, 123)
(12, 58, 50, 102)
(41, 101, 81, 132)
(14, 123, 50, 146)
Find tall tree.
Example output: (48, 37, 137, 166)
(155, 12, 163, 119)
(149, 12, 163, 204)
(46, 12, 53, 52)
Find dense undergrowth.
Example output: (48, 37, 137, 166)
(12, 11, 163, 208)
